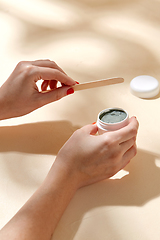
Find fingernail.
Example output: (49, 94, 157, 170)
(67, 88, 74, 95)
(92, 122, 96, 125)
(76, 81, 79, 84)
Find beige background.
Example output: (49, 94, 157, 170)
(0, 0, 160, 239)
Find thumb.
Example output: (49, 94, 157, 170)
(81, 123, 98, 136)
(38, 86, 74, 105)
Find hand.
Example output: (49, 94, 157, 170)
(54, 116, 139, 189)
(0, 117, 139, 240)
(0, 59, 76, 120)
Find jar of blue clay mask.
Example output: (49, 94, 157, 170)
(97, 108, 129, 134)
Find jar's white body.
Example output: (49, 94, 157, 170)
(97, 108, 129, 134)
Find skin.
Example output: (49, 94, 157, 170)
(0, 60, 139, 240)
(0, 59, 76, 120)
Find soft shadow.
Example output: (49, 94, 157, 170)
(56, 0, 140, 8)
(142, 91, 160, 100)
(52, 148, 160, 239)
(0, 121, 80, 155)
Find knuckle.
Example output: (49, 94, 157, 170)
(104, 136, 118, 151)
(74, 128, 82, 137)
(43, 59, 56, 66)
(127, 144, 137, 161)
(130, 125, 138, 136)
(50, 60, 56, 66)
(132, 144, 137, 156)
(16, 61, 35, 76)
(16, 61, 28, 69)
(44, 59, 51, 62)
(104, 135, 114, 147)
(23, 65, 36, 77)
(70, 129, 82, 143)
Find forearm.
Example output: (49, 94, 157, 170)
(0, 160, 77, 240)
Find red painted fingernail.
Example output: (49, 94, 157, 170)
(92, 122, 96, 125)
(67, 88, 74, 95)
(76, 81, 79, 84)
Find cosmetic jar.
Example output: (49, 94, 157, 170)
(97, 107, 129, 134)
(130, 75, 159, 98)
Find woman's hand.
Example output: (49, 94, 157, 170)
(0, 117, 139, 240)
(54, 116, 139, 189)
(0, 59, 76, 120)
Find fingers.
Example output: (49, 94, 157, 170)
(15, 60, 76, 87)
(41, 80, 50, 91)
(80, 124, 98, 135)
(120, 136, 136, 151)
(121, 143, 137, 169)
(13, 60, 77, 107)
(31, 59, 67, 75)
(114, 117, 138, 168)
(119, 136, 137, 166)
(41, 80, 57, 91)
(32, 60, 69, 91)
(114, 116, 139, 144)
(38, 86, 74, 105)
(49, 80, 57, 90)
(30, 67, 76, 86)
(98, 117, 138, 174)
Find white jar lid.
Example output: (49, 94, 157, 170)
(130, 75, 159, 98)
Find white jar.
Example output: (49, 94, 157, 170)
(97, 107, 129, 134)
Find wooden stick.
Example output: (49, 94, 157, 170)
(72, 77, 124, 91)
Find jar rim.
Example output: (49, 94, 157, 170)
(98, 107, 128, 126)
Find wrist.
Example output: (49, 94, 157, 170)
(0, 95, 8, 120)
(0, 91, 15, 120)
(43, 157, 79, 195)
